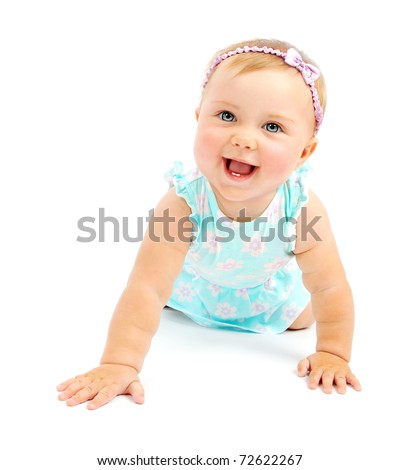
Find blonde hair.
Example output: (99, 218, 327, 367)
(203, 38, 327, 114)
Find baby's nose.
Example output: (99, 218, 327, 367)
(231, 133, 257, 150)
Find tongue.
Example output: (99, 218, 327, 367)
(229, 159, 253, 175)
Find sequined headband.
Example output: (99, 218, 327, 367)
(202, 45, 324, 131)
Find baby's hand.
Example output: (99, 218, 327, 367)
(57, 364, 144, 409)
(297, 352, 362, 394)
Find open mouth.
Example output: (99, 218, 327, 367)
(223, 158, 258, 180)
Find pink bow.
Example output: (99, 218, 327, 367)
(284, 48, 320, 84)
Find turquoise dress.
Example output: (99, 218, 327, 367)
(164, 161, 311, 334)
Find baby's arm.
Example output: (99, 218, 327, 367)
(294, 189, 361, 393)
(57, 188, 192, 409)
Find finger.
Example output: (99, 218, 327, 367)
(308, 368, 323, 390)
(127, 380, 145, 405)
(321, 370, 334, 394)
(56, 377, 77, 392)
(334, 375, 347, 394)
(57, 379, 72, 392)
(66, 383, 101, 407)
(346, 373, 362, 392)
(87, 384, 120, 410)
(57, 377, 89, 401)
(297, 358, 310, 377)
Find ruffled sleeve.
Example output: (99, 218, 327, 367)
(164, 160, 184, 187)
(164, 161, 200, 216)
(282, 163, 312, 252)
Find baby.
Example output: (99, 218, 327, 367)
(57, 38, 362, 409)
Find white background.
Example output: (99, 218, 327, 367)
(1, 1, 398, 469)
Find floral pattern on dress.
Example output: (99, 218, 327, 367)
(281, 282, 294, 300)
(235, 288, 249, 300)
(203, 230, 220, 254)
(281, 302, 302, 323)
(174, 281, 196, 303)
(242, 233, 266, 257)
(251, 301, 271, 315)
(208, 283, 222, 297)
(215, 302, 237, 319)
(264, 257, 288, 273)
(216, 258, 244, 272)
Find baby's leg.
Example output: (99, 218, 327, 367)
(288, 303, 314, 330)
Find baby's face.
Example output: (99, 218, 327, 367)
(194, 63, 318, 218)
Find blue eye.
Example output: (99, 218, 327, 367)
(265, 123, 281, 133)
(219, 111, 236, 122)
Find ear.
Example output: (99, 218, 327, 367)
(295, 137, 318, 170)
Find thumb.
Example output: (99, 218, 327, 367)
(126, 380, 145, 405)
(297, 358, 310, 377)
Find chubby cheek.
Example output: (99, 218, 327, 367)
(193, 125, 222, 165)
(260, 144, 299, 184)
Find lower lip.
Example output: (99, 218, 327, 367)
(222, 158, 257, 182)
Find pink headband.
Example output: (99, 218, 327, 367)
(203, 45, 324, 131)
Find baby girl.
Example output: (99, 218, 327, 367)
(57, 38, 362, 409)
